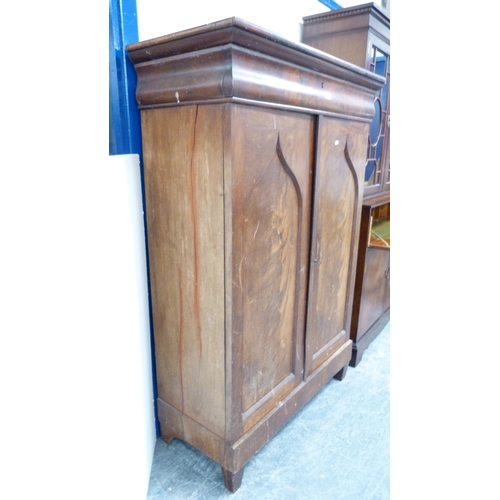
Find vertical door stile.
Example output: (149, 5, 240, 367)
(303, 114, 323, 380)
(342, 135, 363, 342)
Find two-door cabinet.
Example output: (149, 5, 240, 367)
(126, 17, 384, 492)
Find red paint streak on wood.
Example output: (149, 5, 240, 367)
(188, 105, 203, 358)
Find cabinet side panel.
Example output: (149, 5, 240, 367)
(230, 105, 313, 425)
(305, 117, 367, 375)
(141, 105, 226, 438)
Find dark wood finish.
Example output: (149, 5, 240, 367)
(358, 246, 390, 334)
(127, 17, 383, 492)
(351, 309, 390, 366)
(333, 364, 349, 381)
(222, 467, 244, 493)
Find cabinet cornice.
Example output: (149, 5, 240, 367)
(127, 17, 384, 121)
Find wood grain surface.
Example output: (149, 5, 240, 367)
(142, 105, 226, 439)
(128, 17, 383, 492)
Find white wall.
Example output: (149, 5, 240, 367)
(2, 1, 161, 495)
(136, 0, 389, 43)
(136, 0, 329, 42)
(1, 147, 155, 498)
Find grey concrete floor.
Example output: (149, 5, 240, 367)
(147, 322, 390, 499)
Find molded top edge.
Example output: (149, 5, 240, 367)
(302, 3, 390, 25)
(126, 17, 251, 51)
(125, 16, 385, 88)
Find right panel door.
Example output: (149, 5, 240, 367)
(304, 116, 368, 378)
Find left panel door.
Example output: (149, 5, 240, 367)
(228, 105, 314, 437)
